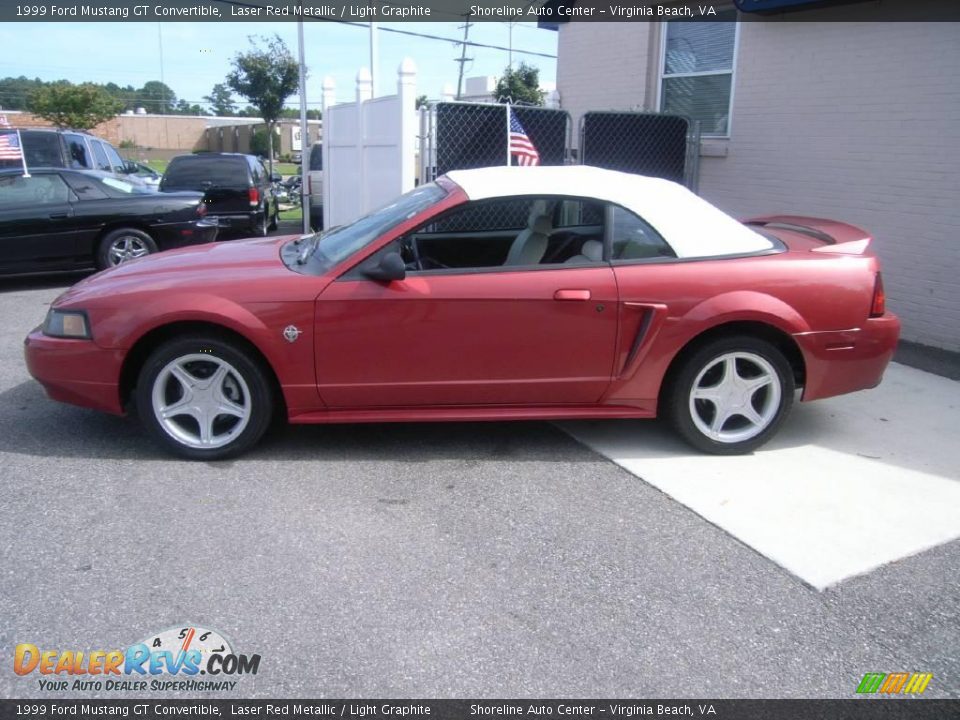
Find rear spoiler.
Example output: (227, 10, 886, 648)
(744, 215, 872, 255)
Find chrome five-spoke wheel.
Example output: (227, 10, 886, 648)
(151, 354, 252, 449)
(108, 234, 151, 265)
(689, 352, 781, 444)
(666, 336, 795, 455)
(137, 336, 273, 459)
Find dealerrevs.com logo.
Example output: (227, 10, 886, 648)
(14, 625, 261, 692)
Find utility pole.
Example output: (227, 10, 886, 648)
(455, 15, 473, 100)
(297, 15, 310, 234)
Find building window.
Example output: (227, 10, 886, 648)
(660, 10, 738, 137)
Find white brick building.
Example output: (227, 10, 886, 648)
(554, 7, 960, 352)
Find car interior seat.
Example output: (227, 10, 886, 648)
(505, 201, 553, 266)
(564, 239, 604, 264)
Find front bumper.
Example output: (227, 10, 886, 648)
(24, 329, 125, 415)
(795, 313, 901, 401)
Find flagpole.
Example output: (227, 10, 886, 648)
(17, 129, 29, 177)
(505, 105, 511, 167)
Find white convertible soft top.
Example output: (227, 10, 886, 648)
(444, 165, 773, 259)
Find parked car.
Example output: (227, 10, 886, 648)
(159, 153, 278, 237)
(305, 142, 323, 231)
(0, 128, 148, 186)
(0, 167, 217, 274)
(24, 166, 899, 460)
(123, 160, 162, 188)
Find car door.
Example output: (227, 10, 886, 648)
(314, 196, 620, 408)
(0, 172, 82, 273)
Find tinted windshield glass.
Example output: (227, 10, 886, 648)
(314, 183, 446, 267)
(163, 156, 248, 189)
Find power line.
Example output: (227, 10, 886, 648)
(455, 16, 473, 100)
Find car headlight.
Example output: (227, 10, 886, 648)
(42, 309, 92, 339)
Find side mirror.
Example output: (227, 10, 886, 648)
(365, 251, 406, 282)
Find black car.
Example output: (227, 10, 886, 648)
(159, 153, 279, 237)
(0, 168, 218, 275)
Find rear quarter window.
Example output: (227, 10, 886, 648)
(19, 131, 64, 168)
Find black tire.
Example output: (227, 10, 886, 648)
(267, 207, 279, 231)
(663, 335, 795, 455)
(135, 335, 274, 460)
(251, 212, 268, 237)
(96, 228, 158, 269)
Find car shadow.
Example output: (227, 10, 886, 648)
(0, 271, 90, 294)
(0, 380, 604, 464)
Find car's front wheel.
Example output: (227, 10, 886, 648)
(135, 335, 274, 460)
(665, 336, 795, 455)
(97, 228, 158, 269)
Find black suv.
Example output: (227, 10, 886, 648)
(0, 128, 134, 178)
(159, 153, 279, 237)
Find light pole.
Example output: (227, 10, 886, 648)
(297, 16, 310, 234)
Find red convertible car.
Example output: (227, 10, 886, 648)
(24, 166, 899, 460)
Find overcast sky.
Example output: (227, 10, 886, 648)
(0, 21, 558, 111)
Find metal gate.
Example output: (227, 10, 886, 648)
(579, 111, 700, 191)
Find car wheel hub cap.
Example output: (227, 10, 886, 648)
(689, 352, 780, 444)
(151, 354, 252, 450)
(109, 236, 149, 265)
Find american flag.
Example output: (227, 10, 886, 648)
(508, 108, 540, 167)
(0, 131, 24, 161)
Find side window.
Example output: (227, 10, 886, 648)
(64, 134, 92, 169)
(395, 196, 606, 272)
(0, 174, 73, 208)
(62, 173, 109, 200)
(102, 143, 126, 173)
(609, 206, 676, 261)
(248, 158, 261, 184)
(19, 131, 64, 168)
(91, 141, 111, 171)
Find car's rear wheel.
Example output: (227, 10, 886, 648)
(135, 335, 274, 460)
(267, 207, 279, 231)
(97, 228, 157, 269)
(252, 212, 268, 237)
(665, 335, 794, 455)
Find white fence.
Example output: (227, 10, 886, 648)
(321, 59, 417, 230)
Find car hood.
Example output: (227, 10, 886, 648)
(56, 235, 305, 306)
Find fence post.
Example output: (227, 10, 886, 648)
(397, 58, 416, 194)
(356, 68, 372, 213)
(320, 76, 335, 230)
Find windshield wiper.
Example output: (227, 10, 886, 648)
(296, 225, 342, 265)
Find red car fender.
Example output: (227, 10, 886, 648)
(681, 290, 811, 336)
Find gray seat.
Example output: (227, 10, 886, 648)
(564, 239, 604, 264)
(505, 201, 553, 266)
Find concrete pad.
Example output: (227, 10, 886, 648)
(560, 363, 960, 590)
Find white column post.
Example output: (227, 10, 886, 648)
(320, 76, 336, 231)
(356, 68, 372, 214)
(397, 58, 417, 194)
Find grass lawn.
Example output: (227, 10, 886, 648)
(278, 206, 303, 223)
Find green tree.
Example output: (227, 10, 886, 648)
(174, 99, 205, 116)
(0, 76, 46, 110)
(494, 63, 544, 106)
(415, 94, 429, 110)
(137, 80, 177, 114)
(204, 83, 237, 117)
(26, 82, 122, 129)
(226, 34, 300, 176)
(249, 128, 270, 158)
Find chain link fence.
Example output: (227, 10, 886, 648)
(419, 101, 571, 231)
(417, 103, 700, 230)
(579, 111, 701, 191)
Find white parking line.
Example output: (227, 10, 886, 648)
(560, 363, 960, 590)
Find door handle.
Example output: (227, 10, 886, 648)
(554, 289, 591, 301)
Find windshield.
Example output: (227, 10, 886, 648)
(310, 183, 446, 267)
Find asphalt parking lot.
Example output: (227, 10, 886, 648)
(1, 270, 958, 700)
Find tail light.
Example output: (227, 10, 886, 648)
(870, 273, 886, 317)
(248, 187, 260, 207)
(195, 202, 207, 218)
